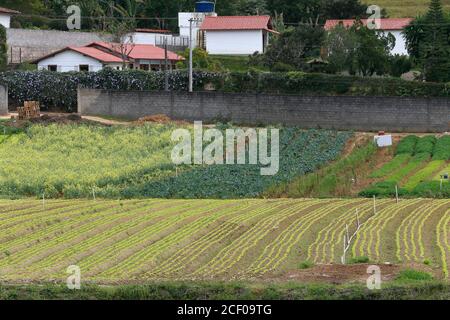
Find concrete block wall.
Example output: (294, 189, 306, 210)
(78, 88, 450, 133)
(7, 28, 113, 63)
(0, 85, 8, 115)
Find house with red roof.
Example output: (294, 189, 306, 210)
(34, 42, 184, 72)
(0, 6, 20, 28)
(324, 18, 413, 55)
(199, 15, 278, 55)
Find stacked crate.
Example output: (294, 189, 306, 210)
(17, 101, 40, 120)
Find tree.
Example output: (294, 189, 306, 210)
(177, 47, 224, 71)
(351, 22, 394, 76)
(321, 0, 366, 20)
(325, 24, 358, 73)
(420, 0, 449, 82)
(325, 21, 395, 76)
(109, 0, 144, 68)
(261, 24, 325, 70)
(404, 0, 450, 82)
(0, 25, 7, 71)
(266, 0, 367, 25)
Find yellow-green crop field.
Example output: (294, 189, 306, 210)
(0, 198, 448, 283)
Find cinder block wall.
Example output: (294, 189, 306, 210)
(0, 85, 8, 115)
(7, 29, 113, 63)
(78, 88, 450, 133)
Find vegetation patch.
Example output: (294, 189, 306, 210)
(0, 198, 448, 282)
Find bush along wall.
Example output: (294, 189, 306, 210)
(0, 69, 448, 112)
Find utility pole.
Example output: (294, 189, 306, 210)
(164, 37, 169, 92)
(188, 18, 200, 93)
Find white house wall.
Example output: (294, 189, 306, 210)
(37, 51, 103, 72)
(388, 30, 408, 56)
(0, 14, 11, 28)
(377, 30, 408, 56)
(205, 30, 263, 55)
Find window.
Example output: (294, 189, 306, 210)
(48, 65, 57, 72)
(139, 64, 149, 71)
(79, 65, 89, 72)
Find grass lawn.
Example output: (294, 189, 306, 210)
(362, 0, 450, 18)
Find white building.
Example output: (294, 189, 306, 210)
(0, 6, 20, 28)
(324, 18, 413, 56)
(127, 28, 173, 45)
(179, 11, 217, 48)
(199, 16, 278, 55)
(35, 46, 125, 72)
(34, 42, 184, 72)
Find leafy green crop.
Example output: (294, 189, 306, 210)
(415, 136, 437, 155)
(432, 136, 450, 160)
(0, 123, 351, 199)
(370, 154, 410, 178)
(395, 135, 418, 155)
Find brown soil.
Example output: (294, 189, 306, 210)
(263, 264, 402, 285)
(135, 114, 189, 126)
(3, 113, 106, 129)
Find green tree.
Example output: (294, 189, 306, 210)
(325, 24, 358, 73)
(0, 25, 7, 71)
(262, 24, 325, 70)
(266, 0, 366, 25)
(325, 21, 394, 76)
(420, 0, 449, 82)
(177, 47, 224, 71)
(350, 21, 394, 76)
(321, 0, 366, 20)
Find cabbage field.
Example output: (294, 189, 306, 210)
(0, 122, 351, 199)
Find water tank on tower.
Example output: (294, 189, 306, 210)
(195, 1, 215, 13)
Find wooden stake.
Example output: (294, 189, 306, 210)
(356, 209, 360, 228)
(373, 195, 377, 215)
(346, 224, 350, 245)
(342, 235, 346, 264)
(42, 193, 45, 209)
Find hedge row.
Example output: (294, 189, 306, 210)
(0, 69, 448, 112)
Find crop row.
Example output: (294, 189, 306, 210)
(0, 199, 448, 281)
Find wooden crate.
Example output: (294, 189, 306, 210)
(18, 101, 40, 120)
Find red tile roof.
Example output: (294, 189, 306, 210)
(33, 46, 126, 63)
(90, 42, 184, 61)
(200, 15, 275, 31)
(0, 6, 20, 15)
(324, 18, 413, 31)
(69, 47, 126, 63)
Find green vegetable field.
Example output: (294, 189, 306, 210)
(0, 123, 350, 199)
(0, 198, 448, 282)
(361, 135, 450, 198)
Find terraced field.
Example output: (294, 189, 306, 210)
(0, 198, 448, 283)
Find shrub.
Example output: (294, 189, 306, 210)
(389, 55, 413, 77)
(299, 261, 314, 269)
(396, 269, 434, 281)
(395, 135, 419, 155)
(359, 181, 409, 197)
(0, 70, 448, 113)
(413, 181, 450, 198)
(415, 136, 437, 155)
(349, 256, 370, 264)
(432, 136, 450, 160)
